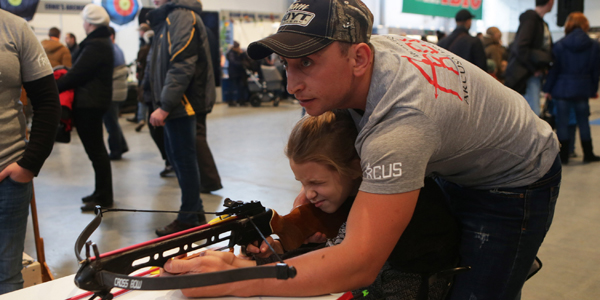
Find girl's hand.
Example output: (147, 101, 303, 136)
(245, 237, 284, 258)
(305, 232, 327, 244)
(292, 187, 310, 208)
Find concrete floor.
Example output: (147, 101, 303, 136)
(24, 98, 600, 299)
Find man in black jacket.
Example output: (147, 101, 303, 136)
(504, 0, 554, 116)
(56, 4, 114, 211)
(438, 9, 487, 71)
(147, 0, 217, 236)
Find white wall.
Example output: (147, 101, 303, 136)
(201, 0, 288, 13)
(585, 0, 600, 27)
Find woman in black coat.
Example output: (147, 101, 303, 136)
(56, 4, 114, 210)
(543, 12, 600, 164)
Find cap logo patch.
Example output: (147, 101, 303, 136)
(288, 3, 309, 10)
(281, 10, 315, 27)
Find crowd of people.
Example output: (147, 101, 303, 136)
(1, 0, 599, 297)
(438, 1, 600, 164)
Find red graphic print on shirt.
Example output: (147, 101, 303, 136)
(399, 38, 463, 101)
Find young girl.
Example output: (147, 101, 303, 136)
(171, 110, 460, 299)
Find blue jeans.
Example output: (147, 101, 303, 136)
(136, 102, 148, 122)
(522, 75, 542, 116)
(437, 155, 561, 300)
(103, 102, 128, 156)
(163, 116, 204, 224)
(554, 98, 592, 143)
(0, 177, 33, 294)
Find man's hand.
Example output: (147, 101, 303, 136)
(150, 108, 169, 127)
(0, 162, 34, 183)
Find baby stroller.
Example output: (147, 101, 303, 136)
(247, 65, 283, 107)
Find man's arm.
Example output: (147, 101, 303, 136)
(0, 74, 61, 182)
(164, 189, 420, 297)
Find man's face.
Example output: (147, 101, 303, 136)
(154, 0, 169, 7)
(281, 43, 356, 116)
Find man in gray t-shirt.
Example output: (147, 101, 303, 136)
(162, 1, 561, 299)
(0, 10, 60, 294)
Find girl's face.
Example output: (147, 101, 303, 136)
(290, 160, 359, 213)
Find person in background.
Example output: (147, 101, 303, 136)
(435, 30, 446, 43)
(483, 26, 508, 82)
(197, 27, 223, 194)
(127, 23, 153, 128)
(65, 32, 79, 54)
(103, 26, 129, 160)
(41, 27, 72, 68)
(147, 0, 216, 236)
(226, 41, 249, 106)
(438, 9, 487, 71)
(0, 9, 60, 295)
(140, 30, 174, 177)
(56, 4, 114, 212)
(505, 0, 554, 116)
(543, 12, 600, 164)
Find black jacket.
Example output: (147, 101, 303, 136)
(147, 0, 216, 119)
(505, 10, 553, 94)
(543, 28, 600, 100)
(227, 49, 248, 79)
(56, 26, 113, 110)
(438, 26, 487, 71)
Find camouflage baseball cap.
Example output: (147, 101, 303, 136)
(247, 0, 373, 60)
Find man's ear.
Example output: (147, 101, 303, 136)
(351, 43, 372, 77)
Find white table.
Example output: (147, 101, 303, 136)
(0, 274, 341, 300)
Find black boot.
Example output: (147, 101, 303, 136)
(582, 140, 600, 163)
(559, 140, 570, 165)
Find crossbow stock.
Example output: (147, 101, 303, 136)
(73, 199, 306, 300)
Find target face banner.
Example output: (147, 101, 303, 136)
(102, 0, 139, 25)
(0, 0, 40, 20)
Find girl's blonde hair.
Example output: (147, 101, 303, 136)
(286, 110, 361, 178)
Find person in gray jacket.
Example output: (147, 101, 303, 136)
(147, 0, 217, 236)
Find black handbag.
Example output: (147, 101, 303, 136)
(530, 49, 552, 69)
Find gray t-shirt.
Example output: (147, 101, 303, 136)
(352, 35, 559, 194)
(0, 10, 53, 172)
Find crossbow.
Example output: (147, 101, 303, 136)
(73, 198, 347, 300)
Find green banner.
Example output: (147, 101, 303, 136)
(402, 0, 483, 20)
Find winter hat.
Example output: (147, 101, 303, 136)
(81, 4, 110, 26)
